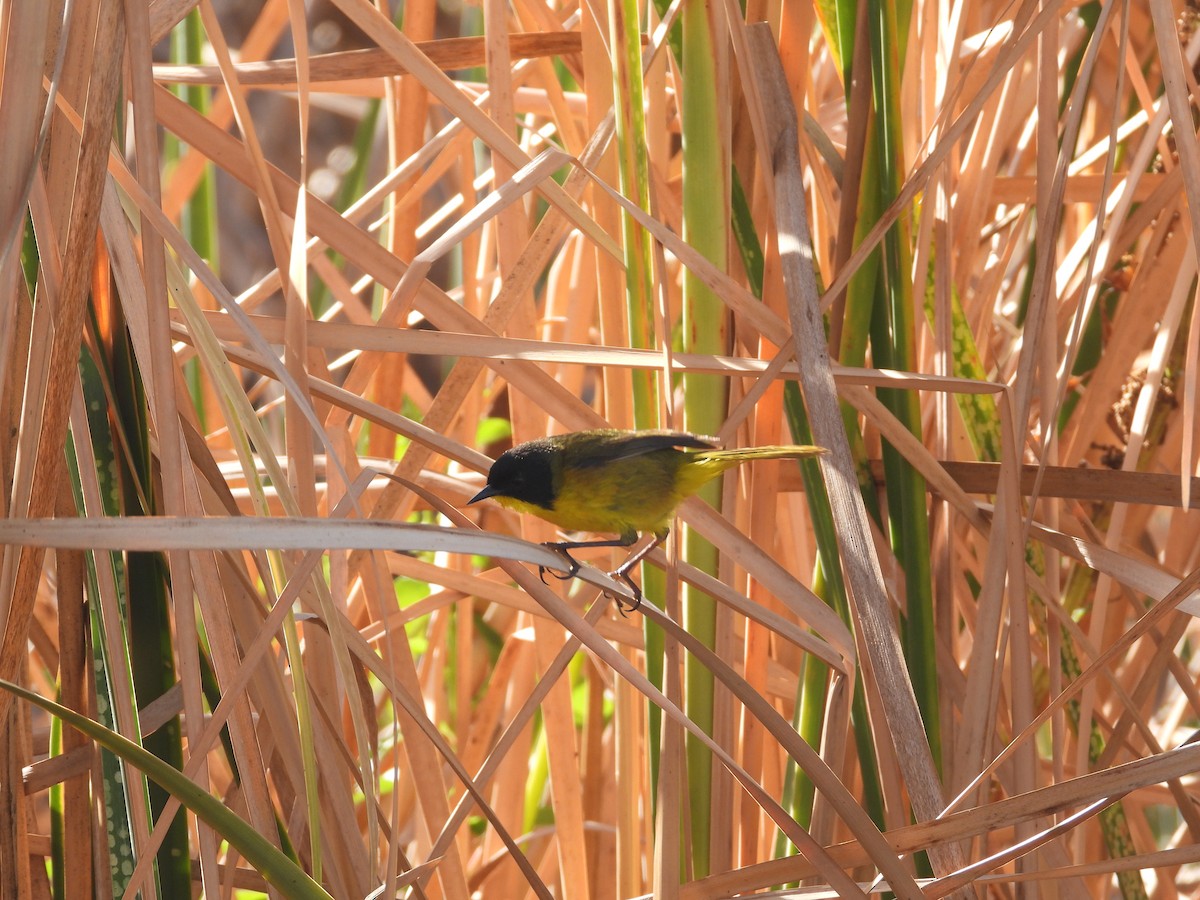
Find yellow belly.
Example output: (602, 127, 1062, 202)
(540, 451, 690, 538)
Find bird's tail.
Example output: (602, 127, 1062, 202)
(696, 445, 826, 466)
(678, 444, 826, 495)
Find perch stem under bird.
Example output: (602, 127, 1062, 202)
(468, 429, 826, 610)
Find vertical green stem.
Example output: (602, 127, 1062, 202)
(611, 0, 658, 425)
(864, 0, 940, 768)
(608, 0, 668, 813)
(171, 10, 218, 430)
(680, 0, 728, 876)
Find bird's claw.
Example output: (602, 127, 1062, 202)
(538, 544, 581, 586)
(605, 569, 643, 615)
(537, 565, 575, 585)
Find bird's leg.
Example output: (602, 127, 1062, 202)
(608, 530, 669, 613)
(538, 534, 639, 587)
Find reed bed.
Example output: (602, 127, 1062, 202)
(3, 0, 1200, 897)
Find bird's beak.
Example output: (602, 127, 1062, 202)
(468, 484, 499, 505)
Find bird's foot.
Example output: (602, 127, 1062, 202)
(536, 542, 644, 615)
(605, 568, 643, 615)
(538, 543, 581, 586)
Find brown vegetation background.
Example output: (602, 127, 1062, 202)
(3, 0, 1200, 897)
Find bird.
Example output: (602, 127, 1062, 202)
(468, 429, 826, 608)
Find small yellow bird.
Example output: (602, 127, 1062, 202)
(469, 429, 826, 605)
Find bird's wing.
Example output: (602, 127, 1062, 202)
(573, 431, 719, 467)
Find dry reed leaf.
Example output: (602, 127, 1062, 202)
(0, 2, 52, 270)
(154, 32, 586, 86)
